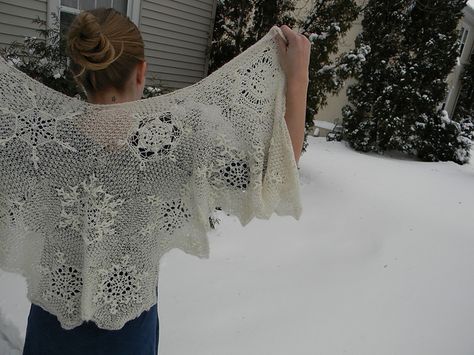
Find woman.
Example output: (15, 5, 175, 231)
(21, 7, 310, 355)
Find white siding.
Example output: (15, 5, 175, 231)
(0, 0, 47, 49)
(139, 0, 217, 89)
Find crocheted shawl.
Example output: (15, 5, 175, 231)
(0, 26, 302, 330)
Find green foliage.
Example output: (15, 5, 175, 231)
(209, 214, 221, 230)
(342, 0, 472, 164)
(142, 80, 174, 98)
(208, 0, 297, 74)
(297, 0, 361, 151)
(0, 14, 83, 98)
(248, 0, 297, 42)
(209, 0, 361, 157)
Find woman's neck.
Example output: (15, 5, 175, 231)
(87, 87, 137, 105)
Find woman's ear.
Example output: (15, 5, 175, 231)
(135, 60, 148, 99)
(136, 61, 147, 85)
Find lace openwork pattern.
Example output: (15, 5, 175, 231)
(56, 172, 125, 246)
(0, 26, 302, 330)
(39, 250, 83, 316)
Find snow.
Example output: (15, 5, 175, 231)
(309, 32, 329, 41)
(0, 307, 22, 355)
(440, 109, 451, 123)
(468, 0, 474, 10)
(1, 136, 474, 354)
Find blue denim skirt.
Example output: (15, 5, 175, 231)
(22, 300, 159, 355)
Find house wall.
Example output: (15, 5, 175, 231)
(293, 0, 314, 22)
(139, 0, 217, 89)
(445, 5, 474, 117)
(0, 0, 48, 48)
(294, 0, 365, 135)
(0, 0, 218, 90)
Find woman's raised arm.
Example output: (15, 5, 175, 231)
(275, 25, 311, 166)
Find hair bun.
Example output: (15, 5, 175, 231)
(67, 11, 117, 72)
(66, 8, 144, 93)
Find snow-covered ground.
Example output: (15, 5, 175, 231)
(1, 136, 474, 355)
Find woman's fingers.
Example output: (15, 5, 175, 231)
(279, 24, 299, 45)
(275, 24, 311, 84)
(274, 31, 287, 55)
(274, 31, 288, 72)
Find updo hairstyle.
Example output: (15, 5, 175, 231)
(66, 8, 145, 94)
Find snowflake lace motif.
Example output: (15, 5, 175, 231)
(93, 255, 148, 315)
(0, 77, 80, 170)
(40, 249, 83, 315)
(122, 103, 192, 171)
(147, 197, 191, 233)
(55, 173, 125, 246)
(207, 134, 251, 191)
(141, 183, 192, 237)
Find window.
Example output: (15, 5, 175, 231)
(47, 0, 140, 35)
(458, 26, 469, 57)
(59, 0, 129, 34)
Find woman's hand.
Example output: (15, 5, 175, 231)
(274, 25, 311, 86)
(274, 25, 311, 166)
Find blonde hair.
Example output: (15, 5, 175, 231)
(66, 8, 145, 94)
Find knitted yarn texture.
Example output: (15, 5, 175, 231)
(0, 26, 302, 330)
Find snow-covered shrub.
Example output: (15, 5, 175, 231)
(142, 83, 173, 98)
(342, 0, 471, 164)
(298, 0, 361, 152)
(0, 14, 83, 98)
(208, 0, 297, 75)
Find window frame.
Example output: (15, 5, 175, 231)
(47, 0, 141, 28)
(459, 26, 469, 57)
(452, 45, 474, 114)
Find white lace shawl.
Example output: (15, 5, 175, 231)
(0, 26, 302, 330)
